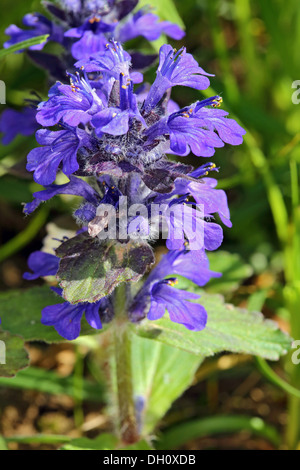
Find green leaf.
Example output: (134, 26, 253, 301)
(56, 233, 154, 304)
(0, 35, 49, 58)
(60, 433, 152, 450)
(135, 291, 291, 361)
(0, 331, 29, 378)
(138, 0, 185, 29)
(0, 436, 8, 450)
(132, 335, 202, 434)
(0, 366, 103, 402)
(0, 286, 100, 343)
(248, 289, 268, 311)
(4, 435, 71, 446)
(156, 415, 280, 449)
(207, 250, 253, 294)
(120, 440, 153, 450)
(60, 433, 118, 450)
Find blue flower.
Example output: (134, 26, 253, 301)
(24, 175, 100, 215)
(191, 99, 246, 146)
(4, 13, 64, 51)
(24, 161, 229, 259)
(151, 195, 223, 252)
(148, 114, 224, 157)
(75, 40, 143, 83)
(131, 277, 207, 331)
(146, 280, 207, 331)
(167, 169, 232, 228)
(65, 17, 116, 60)
(42, 287, 104, 340)
(149, 167, 230, 251)
(143, 45, 212, 113)
(0, 107, 39, 145)
(184, 177, 232, 228)
(145, 96, 246, 157)
(70, 31, 108, 61)
(167, 249, 221, 285)
(129, 247, 219, 328)
(146, 248, 221, 287)
(92, 80, 145, 136)
(23, 251, 59, 280)
(165, 205, 224, 251)
(26, 128, 92, 186)
(36, 74, 104, 127)
(65, 17, 116, 41)
(118, 9, 185, 42)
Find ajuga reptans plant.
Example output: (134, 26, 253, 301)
(2, 1, 293, 450)
(21, 40, 246, 340)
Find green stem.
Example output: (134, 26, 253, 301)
(284, 160, 300, 448)
(113, 284, 138, 445)
(157, 415, 280, 450)
(255, 357, 300, 399)
(0, 206, 49, 263)
(284, 284, 300, 449)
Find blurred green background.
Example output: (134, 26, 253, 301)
(0, 0, 300, 450)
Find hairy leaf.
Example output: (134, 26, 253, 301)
(0, 331, 29, 378)
(56, 233, 154, 304)
(0, 286, 99, 343)
(135, 291, 291, 361)
(132, 335, 202, 434)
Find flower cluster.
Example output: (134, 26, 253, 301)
(0, 0, 184, 145)
(4, 1, 184, 64)
(25, 43, 244, 189)
(21, 39, 245, 340)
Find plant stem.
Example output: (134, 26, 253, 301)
(157, 415, 280, 450)
(285, 160, 300, 449)
(255, 357, 300, 399)
(0, 206, 49, 263)
(284, 285, 300, 449)
(113, 284, 138, 445)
